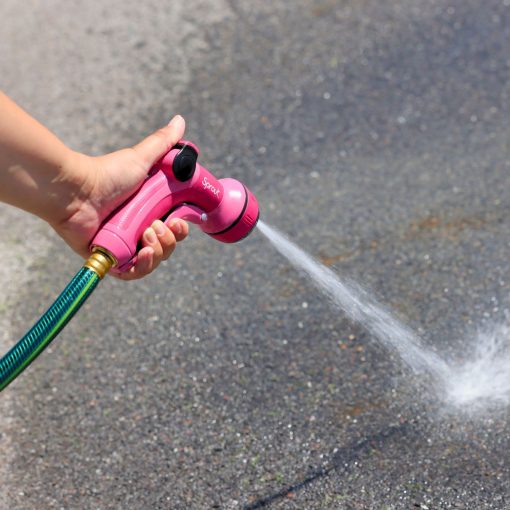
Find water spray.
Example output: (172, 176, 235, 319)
(0, 141, 259, 391)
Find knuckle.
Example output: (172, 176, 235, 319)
(154, 242, 164, 257)
(167, 237, 177, 251)
(162, 240, 176, 260)
(168, 234, 177, 248)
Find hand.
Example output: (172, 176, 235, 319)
(52, 115, 189, 280)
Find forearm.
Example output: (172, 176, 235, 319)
(0, 91, 85, 223)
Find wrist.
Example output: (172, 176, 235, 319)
(42, 149, 96, 226)
(29, 147, 94, 225)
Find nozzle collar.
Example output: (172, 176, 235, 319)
(84, 248, 116, 279)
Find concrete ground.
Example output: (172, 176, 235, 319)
(1, 0, 510, 508)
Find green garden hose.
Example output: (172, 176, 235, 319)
(0, 250, 114, 391)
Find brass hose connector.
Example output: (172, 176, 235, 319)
(83, 247, 117, 279)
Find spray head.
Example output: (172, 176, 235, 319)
(165, 141, 259, 243)
(91, 140, 259, 272)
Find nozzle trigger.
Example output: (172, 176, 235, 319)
(166, 204, 207, 225)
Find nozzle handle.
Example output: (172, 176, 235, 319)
(91, 169, 177, 272)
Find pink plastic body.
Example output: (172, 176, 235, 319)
(91, 141, 259, 272)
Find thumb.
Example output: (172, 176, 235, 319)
(132, 115, 186, 171)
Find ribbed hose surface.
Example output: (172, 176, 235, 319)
(0, 267, 100, 391)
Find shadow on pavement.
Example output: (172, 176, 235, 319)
(244, 422, 410, 509)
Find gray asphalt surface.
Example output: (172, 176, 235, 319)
(2, 0, 510, 508)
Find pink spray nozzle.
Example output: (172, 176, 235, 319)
(206, 180, 259, 243)
(91, 140, 259, 272)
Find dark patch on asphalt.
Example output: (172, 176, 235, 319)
(318, 202, 510, 267)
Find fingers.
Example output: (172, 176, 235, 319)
(114, 219, 188, 281)
(132, 115, 186, 172)
(166, 218, 189, 242)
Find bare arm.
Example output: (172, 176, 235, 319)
(0, 91, 84, 223)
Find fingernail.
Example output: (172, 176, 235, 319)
(153, 221, 166, 237)
(168, 114, 184, 127)
(144, 228, 157, 244)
